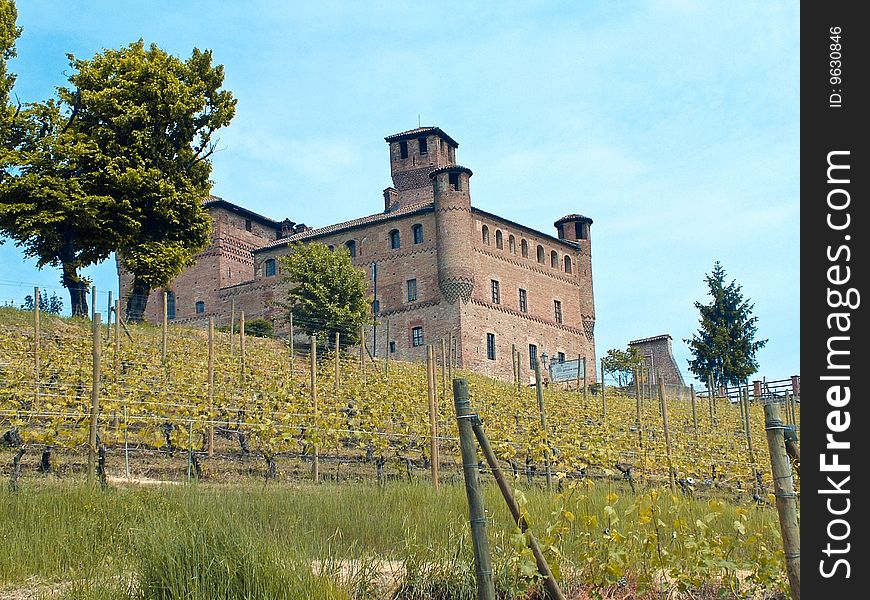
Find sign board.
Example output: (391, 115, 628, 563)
(549, 358, 585, 383)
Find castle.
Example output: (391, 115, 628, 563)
(118, 127, 597, 382)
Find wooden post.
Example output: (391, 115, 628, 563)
(441, 338, 448, 400)
(123, 405, 130, 479)
(334, 330, 340, 397)
(239, 311, 246, 382)
(384, 320, 390, 375)
(582, 356, 588, 405)
(763, 402, 801, 599)
(207, 317, 215, 457)
(634, 368, 643, 448)
(162, 291, 168, 364)
(471, 419, 566, 600)
(657, 378, 676, 493)
(452, 378, 496, 600)
(742, 386, 758, 488)
(426, 345, 439, 489)
(534, 360, 553, 491)
(575, 355, 582, 402)
(113, 299, 120, 384)
(91, 285, 97, 321)
(310, 335, 319, 483)
(448, 333, 455, 382)
(359, 323, 365, 374)
(600, 357, 607, 423)
(88, 313, 102, 485)
(187, 420, 194, 483)
(511, 343, 517, 389)
(690, 384, 698, 437)
(707, 374, 716, 425)
(106, 290, 113, 341)
(33, 286, 40, 404)
(289, 313, 294, 376)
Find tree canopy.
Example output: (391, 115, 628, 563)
(601, 346, 645, 387)
(0, 25, 235, 318)
(279, 243, 370, 346)
(684, 262, 768, 388)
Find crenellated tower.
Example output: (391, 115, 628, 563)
(431, 165, 475, 304)
(384, 127, 459, 210)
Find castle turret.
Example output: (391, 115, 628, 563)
(555, 214, 595, 340)
(384, 127, 459, 210)
(431, 165, 474, 303)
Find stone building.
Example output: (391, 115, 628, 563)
(118, 126, 597, 383)
(628, 334, 685, 386)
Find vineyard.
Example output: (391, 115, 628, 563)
(0, 306, 799, 599)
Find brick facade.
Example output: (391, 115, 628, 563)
(117, 127, 597, 382)
(628, 334, 685, 386)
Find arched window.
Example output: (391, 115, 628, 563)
(265, 258, 277, 277)
(195, 301, 205, 314)
(495, 230, 503, 249)
(389, 229, 401, 249)
(508, 235, 516, 254)
(344, 240, 356, 257)
(482, 225, 490, 245)
(412, 224, 423, 245)
(551, 250, 558, 268)
(521, 239, 529, 258)
(564, 255, 572, 273)
(536, 245, 545, 264)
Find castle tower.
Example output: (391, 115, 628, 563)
(555, 214, 596, 340)
(384, 127, 459, 210)
(431, 165, 475, 303)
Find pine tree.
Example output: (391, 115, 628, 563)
(685, 262, 768, 388)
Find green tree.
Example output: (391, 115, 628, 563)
(601, 346, 644, 387)
(280, 242, 370, 346)
(684, 261, 768, 388)
(22, 290, 63, 314)
(0, 0, 20, 120)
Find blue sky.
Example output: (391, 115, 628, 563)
(1, 0, 799, 384)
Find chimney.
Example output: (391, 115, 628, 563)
(383, 187, 399, 212)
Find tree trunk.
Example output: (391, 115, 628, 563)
(38, 447, 52, 474)
(125, 277, 151, 323)
(62, 262, 89, 317)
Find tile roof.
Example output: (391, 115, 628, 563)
(384, 126, 459, 147)
(554, 213, 594, 226)
(629, 334, 673, 345)
(254, 201, 434, 253)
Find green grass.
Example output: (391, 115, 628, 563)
(0, 480, 788, 599)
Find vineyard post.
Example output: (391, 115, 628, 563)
(742, 385, 759, 490)
(88, 313, 102, 485)
(230, 299, 235, 355)
(113, 299, 120, 384)
(452, 378, 496, 600)
(575, 355, 582, 403)
(384, 320, 390, 376)
(516, 346, 522, 390)
(534, 360, 553, 491)
(448, 333, 455, 382)
(707, 374, 716, 426)
(440, 338, 447, 401)
(106, 290, 112, 341)
(187, 420, 194, 483)
(426, 344, 439, 489)
(334, 330, 340, 396)
(471, 419, 567, 600)
(511, 343, 517, 388)
(162, 291, 168, 364)
(123, 405, 130, 479)
(91, 285, 96, 321)
(582, 356, 588, 405)
(34, 286, 40, 406)
(359, 323, 365, 375)
(634, 369, 642, 448)
(208, 317, 215, 457)
(690, 384, 698, 437)
(763, 401, 801, 599)
(310, 335, 319, 483)
(289, 313, 294, 376)
(239, 311, 246, 382)
(600, 357, 607, 423)
(657, 378, 676, 493)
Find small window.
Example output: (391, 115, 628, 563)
(486, 333, 496, 361)
(557, 352, 566, 364)
(537, 245, 545, 264)
(389, 341, 396, 353)
(245, 219, 252, 232)
(491, 280, 500, 304)
(482, 225, 490, 245)
(495, 230, 503, 249)
(448, 171, 460, 191)
(575, 222, 587, 240)
(399, 140, 408, 159)
(521, 239, 529, 258)
(166, 291, 175, 320)
(551, 251, 558, 268)
(529, 344, 538, 370)
(372, 299, 380, 314)
(564, 255, 572, 273)
(518, 289, 528, 313)
(418, 137, 428, 155)
(407, 279, 417, 302)
(509, 235, 516, 254)
(345, 240, 356, 257)
(389, 229, 401, 250)
(412, 326, 424, 347)
(554, 300, 563, 324)
(265, 258, 277, 277)
(412, 224, 423, 245)
(195, 301, 205, 314)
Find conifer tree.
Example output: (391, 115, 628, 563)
(684, 261, 768, 388)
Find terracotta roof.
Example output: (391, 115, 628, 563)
(429, 165, 473, 178)
(629, 334, 673, 345)
(554, 214, 594, 226)
(203, 196, 282, 227)
(254, 201, 434, 253)
(384, 126, 459, 148)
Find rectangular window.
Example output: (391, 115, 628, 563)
(389, 341, 396, 354)
(372, 299, 380, 314)
(418, 137, 428, 155)
(519, 289, 528, 313)
(491, 280, 500, 304)
(557, 352, 566, 364)
(448, 171, 460, 191)
(166, 291, 175, 320)
(407, 278, 417, 302)
(245, 219, 252, 232)
(554, 300, 563, 324)
(486, 333, 496, 361)
(529, 344, 538, 370)
(412, 326, 424, 347)
(399, 140, 408, 159)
